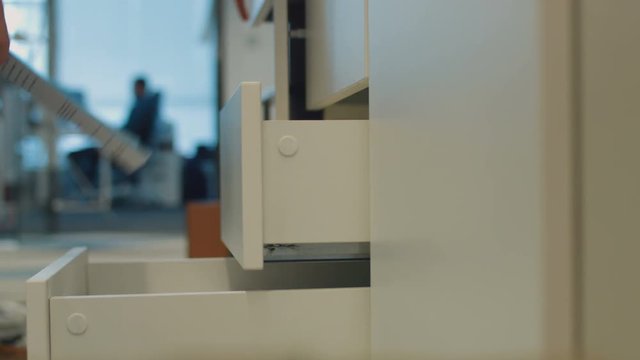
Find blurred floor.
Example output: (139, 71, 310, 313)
(0, 231, 186, 302)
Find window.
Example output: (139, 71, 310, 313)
(56, 0, 215, 155)
(4, 0, 49, 75)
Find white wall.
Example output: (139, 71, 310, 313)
(57, 0, 214, 154)
(369, 1, 544, 358)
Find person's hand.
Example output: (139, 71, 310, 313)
(0, 1, 10, 63)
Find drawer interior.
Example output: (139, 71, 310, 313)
(29, 249, 370, 360)
(88, 257, 370, 295)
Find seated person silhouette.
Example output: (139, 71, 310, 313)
(123, 77, 160, 147)
(69, 76, 160, 188)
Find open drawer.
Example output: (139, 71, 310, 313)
(220, 82, 369, 269)
(27, 248, 370, 360)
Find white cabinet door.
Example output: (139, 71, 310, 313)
(306, 0, 368, 110)
(369, 1, 553, 358)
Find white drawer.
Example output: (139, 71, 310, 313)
(27, 248, 370, 360)
(221, 82, 369, 269)
(306, 0, 369, 109)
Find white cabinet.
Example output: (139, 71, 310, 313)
(28, 248, 370, 360)
(367, 0, 640, 358)
(306, 0, 369, 110)
(369, 1, 553, 358)
(220, 82, 369, 270)
(581, 1, 640, 358)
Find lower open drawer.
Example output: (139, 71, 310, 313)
(27, 248, 370, 360)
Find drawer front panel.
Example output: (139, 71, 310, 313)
(51, 288, 370, 360)
(306, 0, 369, 109)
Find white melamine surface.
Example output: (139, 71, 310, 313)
(263, 120, 369, 244)
(50, 287, 369, 360)
(273, 0, 289, 120)
(306, 0, 368, 110)
(87, 258, 369, 295)
(221, 1, 275, 104)
(220, 82, 264, 269)
(581, 2, 640, 359)
(27, 248, 88, 360)
(541, 1, 578, 358)
(221, 82, 369, 268)
(369, 1, 544, 358)
(29, 249, 370, 359)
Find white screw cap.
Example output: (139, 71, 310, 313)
(66, 313, 88, 335)
(278, 135, 299, 157)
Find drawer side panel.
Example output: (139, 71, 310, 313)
(27, 248, 88, 360)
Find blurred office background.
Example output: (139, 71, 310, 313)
(0, 0, 276, 329)
(0, 0, 274, 352)
(1, 0, 221, 237)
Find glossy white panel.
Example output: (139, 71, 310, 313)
(369, 1, 544, 358)
(273, 0, 290, 119)
(87, 258, 369, 295)
(540, 1, 577, 358)
(581, 1, 640, 359)
(27, 248, 88, 360)
(263, 120, 369, 244)
(50, 288, 370, 360)
(306, 0, 368, 109)
(220, 82, 264, 270)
